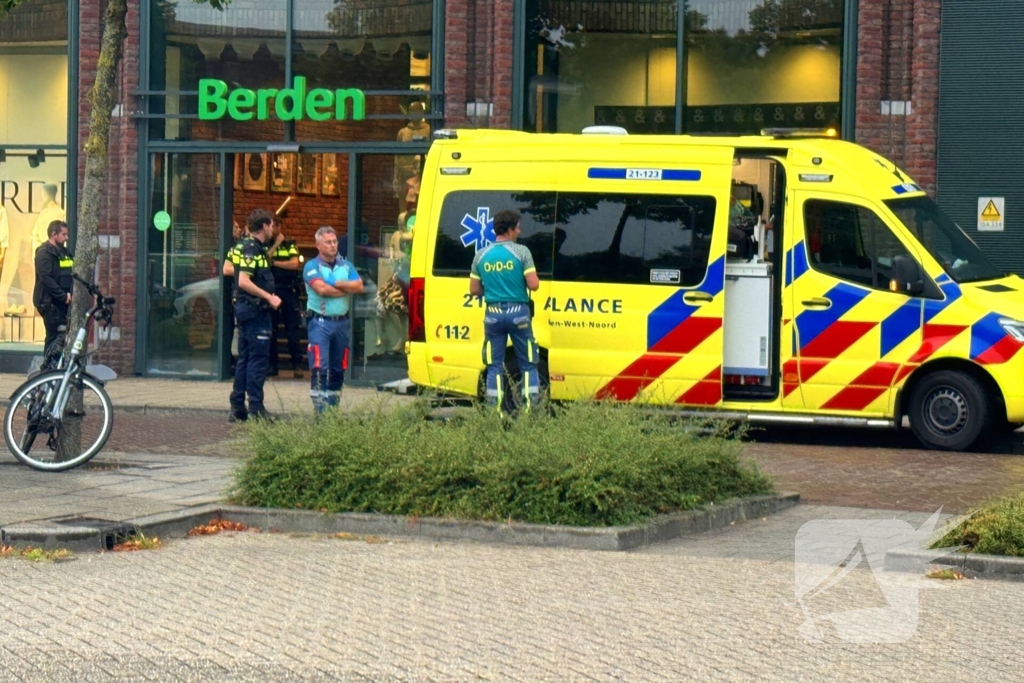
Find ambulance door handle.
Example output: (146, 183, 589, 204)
(683, 291, 714, 304)
(801, 297, 832, 310)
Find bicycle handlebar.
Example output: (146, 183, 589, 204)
(71, 274, 116, 326)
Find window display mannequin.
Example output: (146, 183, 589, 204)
(0, 204, 8, 278)
(375, 211, 414, 356)
(404, 156, 421, 213)
(394, 102, 430, 215)
(31, 185, 65, 253)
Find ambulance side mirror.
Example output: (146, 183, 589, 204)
(889, 255, 925, 296)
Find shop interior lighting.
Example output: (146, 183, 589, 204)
(27, 149, 45, 168)
(0, 149, 6, 164)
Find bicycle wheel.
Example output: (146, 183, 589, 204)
(4, 372, 114, 471)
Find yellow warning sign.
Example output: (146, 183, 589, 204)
(978, 196, 1005, 232)
(981, 200, 1001, 220)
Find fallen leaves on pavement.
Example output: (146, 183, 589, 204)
(112, 534, 162, 552)
(188, 519, 259, 536)
(926, 568, 968, 580)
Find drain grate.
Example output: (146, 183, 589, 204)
(43, 516, 134, 550)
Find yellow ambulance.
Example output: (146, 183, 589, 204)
(404, 127, 1024, 451)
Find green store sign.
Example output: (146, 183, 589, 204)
(198, 77, 366, 122)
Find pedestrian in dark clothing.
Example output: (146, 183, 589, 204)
(269, 218, 304, 377)
(33, 220, 73, 363)
(229, 209, 281, 422)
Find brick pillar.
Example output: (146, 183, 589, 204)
(855, 0, 940, 195)
(443, 0, 516, 130)
(905, 0, 941, 194)
(444, 0, 470, 127)
(78, 0, 141, 375)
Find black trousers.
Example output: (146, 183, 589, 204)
(40, 301, 68, 359)
(270, 291, 303, 370)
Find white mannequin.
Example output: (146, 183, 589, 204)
(31, 185, 65, 253)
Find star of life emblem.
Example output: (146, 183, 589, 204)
(460, 207, 496, 251)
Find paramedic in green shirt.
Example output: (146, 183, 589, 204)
(469, 209, 541, 411)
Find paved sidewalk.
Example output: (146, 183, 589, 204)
(1, 504, 1021, 682)
(0, 452, 234, 527)
(0, 373, 412, 415)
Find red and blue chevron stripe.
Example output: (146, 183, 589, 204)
(597, 257, 725, 401)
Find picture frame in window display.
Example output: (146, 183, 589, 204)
(297, 154, 318, 195)
(321, 154, 341, 197)
(270, 154, 295, 193)
(242, 153, 268, 191)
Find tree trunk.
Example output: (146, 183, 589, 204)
(56, 0, 127, 461)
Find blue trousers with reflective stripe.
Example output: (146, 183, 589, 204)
(307, 316, 349, 413)
(482, 302, 539, 410)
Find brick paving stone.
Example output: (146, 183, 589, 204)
(743, 425, 1024, 512)
(1, 505, 1021, 681)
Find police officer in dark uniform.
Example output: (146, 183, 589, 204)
(33, 220, 73, 362)
(268, 218, 304, 378)
(229, 209, 281, 422)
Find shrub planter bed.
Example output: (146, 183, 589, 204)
(886, 491, 1024, 580)
(233, 400, 775, 529)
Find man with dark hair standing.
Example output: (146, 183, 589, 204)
(229, 209, 282, 422)
(268, 218, 304, 378)
(469, 209, 541, 411)
(33, 220, 73, 362)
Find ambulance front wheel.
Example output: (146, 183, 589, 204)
(908, 370, 992, 452)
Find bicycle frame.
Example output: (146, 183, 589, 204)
(42, 282, 114, 422)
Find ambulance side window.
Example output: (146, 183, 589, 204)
(553, 193, 715, 286)
(432, 190, 556, 277)
(804, 199, 916, 291)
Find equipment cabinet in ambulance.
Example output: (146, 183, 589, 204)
(405, 127, 1024, 452)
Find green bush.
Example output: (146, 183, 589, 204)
(933, 491, 1024, 557)
(232, 400, 773, 527)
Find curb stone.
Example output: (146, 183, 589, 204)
(885, 547, 1024, 581)
(0, 494, 799, 553)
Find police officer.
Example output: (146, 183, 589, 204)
(33, 220, 73, 362)
(229, 209, 281, 422)
(469, 209, 541, 412)
(268, 218, 304, 378)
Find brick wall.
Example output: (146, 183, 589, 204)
(443, 0, 516, 129)
(855, 0, 941, 194)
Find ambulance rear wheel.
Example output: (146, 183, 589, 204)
(908, 370, 991, 452)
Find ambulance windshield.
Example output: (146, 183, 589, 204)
(885, 196, 1004, 284)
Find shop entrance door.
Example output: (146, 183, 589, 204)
(348, 153, 422, 385)
(143, 153, 224, 377)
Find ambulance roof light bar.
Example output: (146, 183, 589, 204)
(582, 126, 629, 135)
(433, 129, 459, 140)
(761, 127, 838, 139)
